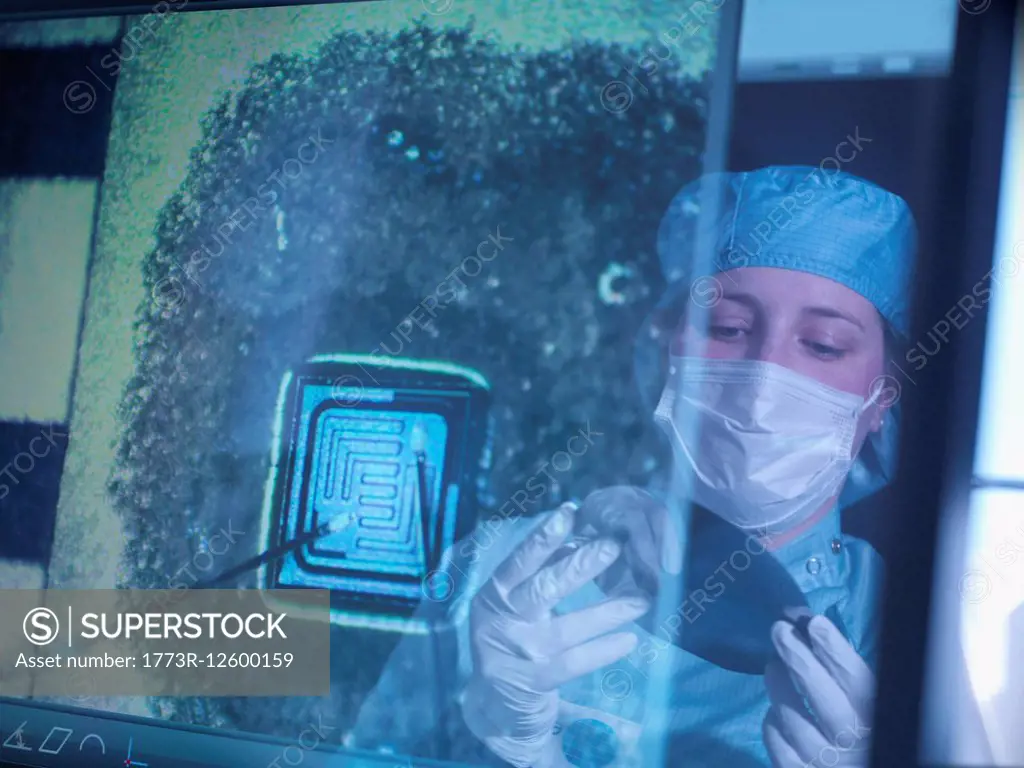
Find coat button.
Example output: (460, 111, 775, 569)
(831, 538, 843, 555)
(806, 557, 822, 575)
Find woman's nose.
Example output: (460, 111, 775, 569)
(751, 334, 796, 368)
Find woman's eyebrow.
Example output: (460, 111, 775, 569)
(803, 306, 866, 331)
(718, 291, 759, 310)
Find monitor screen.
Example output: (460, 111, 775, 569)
(737, 0, 960, 81)
(6, 2, 995, 766)
(0, 1, 732, 765)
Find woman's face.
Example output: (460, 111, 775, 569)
(671, 266, 889, 442)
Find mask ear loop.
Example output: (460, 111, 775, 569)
(858, 377, 887, 425)
(822, 383, 885, 502)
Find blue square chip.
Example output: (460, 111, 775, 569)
(299, 408, 448, 578)
(260, 355, 491, 630)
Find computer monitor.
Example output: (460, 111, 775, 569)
(736, 0, 959, 81)
(0, 1, 741, 765)
(2, 1, 1011, 767)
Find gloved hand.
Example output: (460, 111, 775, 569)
(763, 616, 875, 768)
(574, 486, 683, 600)
(461, 502, 651, 768)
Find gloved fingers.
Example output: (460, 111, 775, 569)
(578, 486, 670, 579)
(591, 549, 636, 598)
(547, 594, 651, 652)
(509, 537, 622, 620)
(618, 495, 683, 596)
(472, 633, 541, 687)
(579, 487, 656, 556)
(763, 707, 816, 768)
(806, 616, 875, 718)
(491, 503, 577, 596)
(540, 631, 638, 689)
(765, 659, 838, 765)
(772, 621, 856, 743)
(769, 702, 833, 767)
(764, 658, 813, 719)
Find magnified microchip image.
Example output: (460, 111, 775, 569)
(10, 0, 710, 747)
(260, 355, 491, 630)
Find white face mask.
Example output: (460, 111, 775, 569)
(654, 356, 879, 532)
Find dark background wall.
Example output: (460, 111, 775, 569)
(729, 77, 949, 221)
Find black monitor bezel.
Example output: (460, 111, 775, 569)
(4, 0, 1017, 765)
(868, 3, 1019, 767)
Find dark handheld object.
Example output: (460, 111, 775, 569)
(261, 356, 491, 620)
(782, 604, 852, 650)
(194, 518, 345, 589)
(547, 523, 659, 591)
(782, 606, 815, 648)
(416, 449, 432, 565)
(543, 502, 836, 675)
(413, 436, 452, 759)
(663, 506, 813, 674)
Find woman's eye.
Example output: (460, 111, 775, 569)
(708, 325, 747, 341)
(803, 339, 846, 359)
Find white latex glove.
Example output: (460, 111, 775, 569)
(763, 616, 875, 768)
(461, 502, 651, 768)
(574, 486, 683, 599)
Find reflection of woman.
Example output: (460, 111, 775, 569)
(457, 166, 916, 768)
